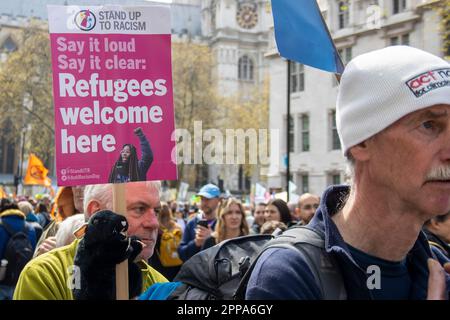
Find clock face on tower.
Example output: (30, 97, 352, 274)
(236, 3, 258, 29)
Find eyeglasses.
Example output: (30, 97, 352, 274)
(301, 204, 319, 210)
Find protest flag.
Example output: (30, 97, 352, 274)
(24, 153, 52, 187)
(271, 0, 344, 73)
(0, 186, 6, 199)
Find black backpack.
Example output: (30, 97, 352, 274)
(0, 218, 34, 286)
(168, 226, 347, 300)
(169, 234, 273, 300)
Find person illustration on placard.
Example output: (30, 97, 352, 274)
(108, 127, 153, 183)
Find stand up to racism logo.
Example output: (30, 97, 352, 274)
(74, 10, 96, 31)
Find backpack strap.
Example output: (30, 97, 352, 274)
(428, 241, 448, 256)
(278, 227, 347, 300)
(235, 226, 347, 300)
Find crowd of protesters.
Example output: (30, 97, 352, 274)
(0, 45, 449, 300)
(1, 174, 449, 300)
(0, 180, 322, 299)
(3, 177, 448, 300)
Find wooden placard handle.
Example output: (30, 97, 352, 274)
(112, 183, 129, 300)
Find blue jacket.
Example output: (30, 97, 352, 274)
(0, 210, 37, 260)
(246, 185, 447, 300)
(177, 214, 217, 262)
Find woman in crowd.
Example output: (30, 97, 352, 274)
(34, 202, 51, 229)
(264, 199, 293, 226)
(202, 198, 249, 250)
(149, 203, 183, 281)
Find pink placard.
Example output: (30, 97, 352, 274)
(48, 6, 177, 186)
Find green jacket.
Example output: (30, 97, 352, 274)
(14, 239, 168, 300)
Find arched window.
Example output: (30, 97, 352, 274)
(238, 55, 254, 81)
(1, 37, 17, 53)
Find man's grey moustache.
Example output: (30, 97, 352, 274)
(425, 166, 450, 181)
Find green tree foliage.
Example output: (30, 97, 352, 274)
(0, 21, 54, 165)
(171, 41, 220, 187)
(437, 0, 450, 58)
(223, 77, 270, 179)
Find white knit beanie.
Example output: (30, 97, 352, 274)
(337, 46, 450, 155)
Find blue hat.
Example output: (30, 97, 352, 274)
(197, 184, 220, 199)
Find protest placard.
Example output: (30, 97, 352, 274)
(48, 5, 177, 186)
(48, 4, 176, 300)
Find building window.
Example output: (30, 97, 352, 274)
(290, 61, 304, 93)
(330, 110, 341, 150)
(301, 174, 309, 193)
(338, 47, 352, 65)
(238, 55, 254, 81)
(338, 1, 350, 29)
(301, 114, 310, 152)
(390, 33, 410, 46)
(331, 173, 341, 185)
(390, 36, 398, 46)
(1, 37, 17, 53)
(286, 115, 294, 153)
(393, 0, 407, 14)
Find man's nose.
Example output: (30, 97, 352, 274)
(142, 210, 159, 229)
(439, 125, 450, 165)
(440, 127, 450, 162)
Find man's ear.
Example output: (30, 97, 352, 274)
(86, 200, 101, 218)
(348, 141, 371, 162)
(428, 218, 441, 232)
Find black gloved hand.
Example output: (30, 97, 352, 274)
(72, 210, 143, 300)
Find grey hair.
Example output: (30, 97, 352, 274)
(83, 184, 113, 220)
(83, 181, 162, 221)
(18, 201, 33, 215)
(55, 213, 86, 247)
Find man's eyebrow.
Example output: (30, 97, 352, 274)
(406, 109, 448, 125)
(128, 201, 150, 208)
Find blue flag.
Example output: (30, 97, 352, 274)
(271, 0, 344, 74)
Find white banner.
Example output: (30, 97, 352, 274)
(177, 182, 189, 202)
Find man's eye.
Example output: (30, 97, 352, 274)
(133, 206, 146, 214)
(422, 121, 435, 130)
(420, 120, 443, 135)
(154, 207, 161, 216)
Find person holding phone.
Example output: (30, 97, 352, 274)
(177, 184, 221, 261)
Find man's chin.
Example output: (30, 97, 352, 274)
(138, 248, 154, 262)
